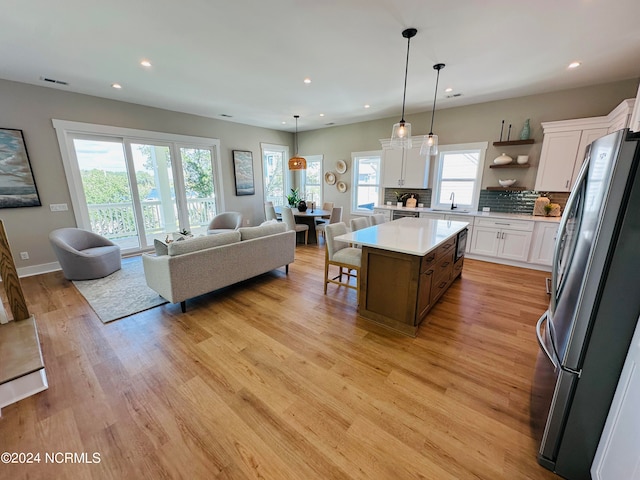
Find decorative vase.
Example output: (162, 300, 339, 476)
(297, 200, 307, 212)
(493, 153, 513, 165)
(519, 119, 530, 140)
(517, 155, 529, 164)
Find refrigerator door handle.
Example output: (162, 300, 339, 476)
(550, 154, 590, 314)
(536, 312, 560, 371)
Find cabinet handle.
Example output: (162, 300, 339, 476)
(441, 261, 450, 268)
(501, 232, 506, 239)
(495, 222, 511, 226)
(496, 231, 501, 239)
(439, 281, 447, 288)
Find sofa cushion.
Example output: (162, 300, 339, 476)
(168, 231, 240, 256)
(154, 239, 169, 256)
(239, 222, 287, 241)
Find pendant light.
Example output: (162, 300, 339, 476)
(390, 28, 417, 149)
(288, 115, 306, 170)
(420, 63, 445, 157)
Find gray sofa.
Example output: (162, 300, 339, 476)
(142, 222, 295, 312)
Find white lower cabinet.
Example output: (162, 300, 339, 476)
(528, 222, 559, 266)
(418, 212, 445, 220)
(470, 218, 533, 262)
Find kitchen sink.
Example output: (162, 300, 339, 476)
(430, 208, 471, 213)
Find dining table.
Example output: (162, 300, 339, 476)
(293, 208, 332, 244)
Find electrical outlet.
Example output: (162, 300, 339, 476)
(245, 219, 250, 225)
(482, 207, 491, 212)
(50, 203, 68, 211)
(20, 252, 29, 260)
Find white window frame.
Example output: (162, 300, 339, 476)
(52, 119, 222, 242)
(303, 154, 323, 206)
(261, 143, 290, 206)
(432, 142, 487, 210)
(351, 150, 382, 215)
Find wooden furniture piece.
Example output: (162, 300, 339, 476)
(281, 207, 309, 244)
(291, 208, 332, 244)
(335, 217, 468, 336)
(323, 222, 361, 299)
(0, 220, 47, 416)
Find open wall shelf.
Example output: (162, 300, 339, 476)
(489, 163, 531, 169)
(486, 186, 527, 191)
(493, 139, 535, 146)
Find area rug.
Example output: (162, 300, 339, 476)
(72, 256, 167, 323)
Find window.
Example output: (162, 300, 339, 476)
(432, 142, 487, 210)
(303, 155, 323, 206)
(261, 143, 290, 206)
(53, 120, 221, 254)
(351, 151, 382, 214)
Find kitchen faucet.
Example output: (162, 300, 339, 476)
(450, 192, 457, 210)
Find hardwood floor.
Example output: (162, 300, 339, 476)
(1, 245, 559, 480)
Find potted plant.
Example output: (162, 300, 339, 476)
(394, 191, 408, 207)
(287, 188, 301, 207)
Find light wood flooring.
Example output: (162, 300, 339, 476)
(1, 244, 559, 480)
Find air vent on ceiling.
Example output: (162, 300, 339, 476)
(220, 114, 233, 118)
(446, 93, 462, 98)
(40, 76, 69, 86)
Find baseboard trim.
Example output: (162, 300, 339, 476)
(465, 254, 551, 272)
(16, 262, 61, 278)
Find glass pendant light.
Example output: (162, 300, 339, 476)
(390, 28, 417, 149)
(288, 115, 307, 170)
(420, 63, 445, 157)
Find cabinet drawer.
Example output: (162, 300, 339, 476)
(453, 257, 464, 277)
(435, 240, 456, 259)
(430, 276, 450, 304)
(474, 217, 534, 231)
(433, 248, 454, 283)
(421, 251, 436, 272)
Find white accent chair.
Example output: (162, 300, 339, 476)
(281, 207, 308, 244)
(350, 216, 370, 232)
(316, 206, 342, 240)
(370, 214, 387, 225)
(49, 228, 121, 280)
(207, 212, 243, 234)
(324, 222, 361, 300)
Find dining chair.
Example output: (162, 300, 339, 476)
(350, 216, 370, 232)
(281, 206, 308, 244)
(316, 201, 335, 225)
(370, 213, 387, 225)
(264, 202, 279, 222)
(316, 206, 343, 240)
(324, 222, 361, 300)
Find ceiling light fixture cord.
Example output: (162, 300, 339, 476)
(429, 64, 444, 135)
(294, 115, 299, 154)
(390, 28, 417, 150)
(400, 33, 413, 123)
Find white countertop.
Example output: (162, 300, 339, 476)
(374, 205, 561, 223)
(335, 217, 469, 256)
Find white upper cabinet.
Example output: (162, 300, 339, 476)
(380, 138, 430, 188)
(535, 99, 635, 192)
(628, 82, 640, 133)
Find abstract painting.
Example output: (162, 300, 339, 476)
(0, 129, 41, 208)
(232, 150, 255, 196)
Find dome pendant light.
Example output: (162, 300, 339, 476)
(420, 63, 445, 157)
(390, 28, 417, 149)
(288, 115, 307, 170)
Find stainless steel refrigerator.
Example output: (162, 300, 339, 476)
(531, 128, 640, 479)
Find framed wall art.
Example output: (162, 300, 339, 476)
(0, 128, 41, 208)
(232, 150, 255, 196)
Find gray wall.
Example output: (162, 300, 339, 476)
(0, 76, 637, 275)
(299, 78, 639, 220)
(0, 79, 292, 275)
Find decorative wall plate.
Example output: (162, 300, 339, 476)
(336, 160, 347, 174)
(336, 181, 347, 193)
(324, 172, 336, 185)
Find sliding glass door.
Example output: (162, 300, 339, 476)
(54, 120, 222, 254)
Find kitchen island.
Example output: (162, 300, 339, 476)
(335, 217, 469, 336)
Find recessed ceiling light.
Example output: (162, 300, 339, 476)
(303, 77, 311, 84)
(445, 87, 453, 93)
(319, 113, 325, 117)
(364, 104, 370, 109)
(112, 83, 122, 89)
(282, 121, 287, 125)
(140, 60, 152, 67)
(568, 61, 581, 69)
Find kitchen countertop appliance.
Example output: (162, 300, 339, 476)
(531, 129, 640, 479)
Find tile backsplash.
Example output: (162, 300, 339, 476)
(383, 188, 432, 206)
(478, 190, 570, 214)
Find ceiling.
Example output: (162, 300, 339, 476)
(2, 0, 639, 132)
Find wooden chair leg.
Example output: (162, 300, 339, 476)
(305, 230, 308, 244)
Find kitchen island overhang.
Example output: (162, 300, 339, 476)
(335, 217, 469, 336)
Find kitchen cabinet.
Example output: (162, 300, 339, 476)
(535, 99, 635, 192)
(630, 83, 640, 133)
(446, 214, 474, 254)
(380, 138, 430, 188)
(528, 222, 559, 266)
(418, 212, 445, 220)
(470, 217, 533, 262)
(372, 208, 392, 222)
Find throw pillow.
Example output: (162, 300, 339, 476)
(168, 230, 241, 256)
(154, 239, 169, 256)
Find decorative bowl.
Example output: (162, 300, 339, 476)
(499, 179, 517, 187)
(493, 153, 513, 165)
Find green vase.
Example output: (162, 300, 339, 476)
(520, 119, 530, 140)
